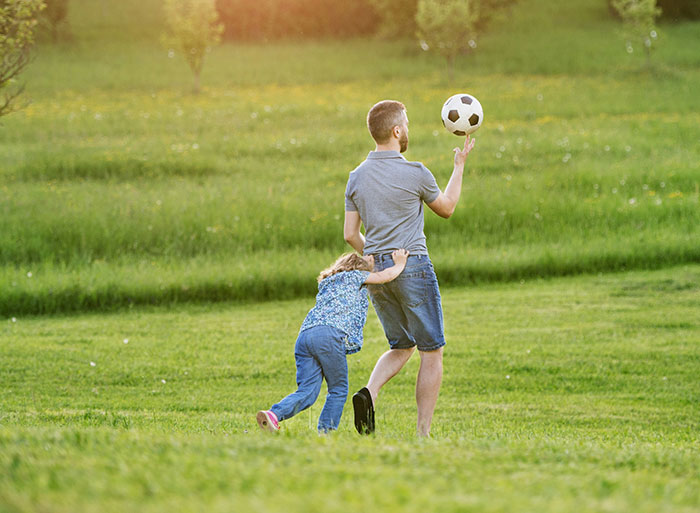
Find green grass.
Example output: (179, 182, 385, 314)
(1, 266, 699, 512)
(0, 0, 699, 314)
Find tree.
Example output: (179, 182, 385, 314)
(612, 0, 661, 67)
(0, 0, 44, 118)
(43, 0, 69, 42)
(416, 0, 479, 81)
(163, 0, 223, 94)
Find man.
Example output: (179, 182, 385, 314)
(344, 100, 475, 437)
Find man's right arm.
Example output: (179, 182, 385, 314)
(344, 210, 365, 254)
(427, 135, 476, 219)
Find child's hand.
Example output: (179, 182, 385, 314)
(392, 249, 409, 267)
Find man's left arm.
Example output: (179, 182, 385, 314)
(344, 211, 365, 254)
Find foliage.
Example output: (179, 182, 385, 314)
(214, 0, 377, 41)
(42, 0, 68, 41)
(612, 0, 661, 66)
(416, 0, 479, 78)
(371, 0, 517, 39)
(370, 0, 418, 38)
(162, 0, 223, 93)
(0, 0, 44, 118)
(608, 0, 700, 20)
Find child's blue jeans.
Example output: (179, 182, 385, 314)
(270, 325, 349, 432)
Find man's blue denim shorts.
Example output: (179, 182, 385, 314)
(367, 254, 445, 352)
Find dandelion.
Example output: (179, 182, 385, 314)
(496, 152, 502, 159)
(192, 143, 199, 150)
(468, 39, 477, 49)
(655, 198, 662, 205)
(625, 146, 631, 152)
(499, 145, 506, 152)
(94, 113, 102, 120)
(604, 145, 610, 152)
(432, 130, 439, 137)
(563, 153, 571, 163)
(536, 94, 543, 101)
(250, 112, 258, 119)
(264, 105, 272, 112)
(612, 188, 618, 194)
(168, 49, 175, 58)
(629, 198, 637, 205)
(419, 40, 429, 51)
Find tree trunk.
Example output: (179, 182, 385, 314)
(193, 70, 201, 95)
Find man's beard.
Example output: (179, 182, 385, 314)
(399, 131, 408, 153)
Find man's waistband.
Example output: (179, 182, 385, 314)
(370, 253, 429, 262)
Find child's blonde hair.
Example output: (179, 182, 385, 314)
(318, 252, 373, 282)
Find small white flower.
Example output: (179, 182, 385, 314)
(468, 39, 477, 49)
(629, 198, 637, 205)
(419, 40, 429, 51)
(90, 361, 96, 367)
(11, 317, 17, 323)
(192, 143, 199, 150)
(123, 338, 129, 344)
(506, 375, 511, 379)
(161, 379, 167, 384)
(27, 272, 32, 278)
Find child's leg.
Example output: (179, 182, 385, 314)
(314, 327, 350, 432)
(270, 330, 324, 422)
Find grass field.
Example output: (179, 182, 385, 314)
(1, 266, 699, 512)
(1, 0, 699, 315)
(1, 0, 699, 511)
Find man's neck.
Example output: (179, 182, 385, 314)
(374, 141, 401, 152)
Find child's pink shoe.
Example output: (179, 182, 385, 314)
(256, 410, 280, 432)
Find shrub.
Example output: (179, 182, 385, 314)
(0, 0, 45, 117)
(162, 0, 223, 93)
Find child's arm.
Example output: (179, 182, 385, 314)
(364, 249, 409, 284)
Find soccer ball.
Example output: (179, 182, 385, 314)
(441, 93, 483, 136)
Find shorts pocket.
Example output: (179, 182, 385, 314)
(396, 269, 428, 308)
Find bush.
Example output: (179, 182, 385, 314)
(371, 0, 517, 39)
(607, 0, 700, 20)
(215, 0, 378, 41)
(42, 0, 68, 41)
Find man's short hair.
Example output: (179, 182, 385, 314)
(367, 100, 406, 144)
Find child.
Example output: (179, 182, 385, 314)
(256, 248, 409, 433)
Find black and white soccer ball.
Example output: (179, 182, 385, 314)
(441, 93, 483, 136)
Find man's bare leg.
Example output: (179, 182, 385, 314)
(416, 347, 443, 437)
(366, 347, 415, 404)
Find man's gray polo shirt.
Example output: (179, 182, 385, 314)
(345, 150, 440, 256)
